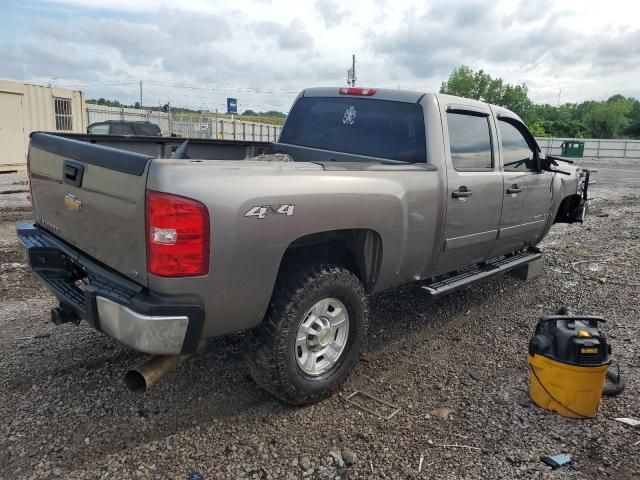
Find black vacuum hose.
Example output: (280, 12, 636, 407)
(603, 365, 625, 396)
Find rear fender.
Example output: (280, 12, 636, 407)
(280, 229, 384, 292)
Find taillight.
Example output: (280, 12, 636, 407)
(338, 87, 377, 96)
(27, 152, 34, 209)
(146, 190, 210, 277)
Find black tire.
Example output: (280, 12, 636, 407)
(245, 264, 368, 405)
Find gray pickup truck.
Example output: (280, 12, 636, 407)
(18, 87, 589, 404)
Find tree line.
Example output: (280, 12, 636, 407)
(440, 66, 640, 139)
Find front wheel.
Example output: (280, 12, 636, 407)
(246, 265, 368, 405)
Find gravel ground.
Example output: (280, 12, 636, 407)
(0, 161, 639, 480)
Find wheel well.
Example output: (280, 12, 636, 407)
(554, 194, 582, 224)
(279, 229, 383, 292)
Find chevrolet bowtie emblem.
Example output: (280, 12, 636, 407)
(64, 194, 82, 213)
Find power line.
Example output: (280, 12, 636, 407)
(46, 78, 300, 94)
(31, 77, 297, 112)
(142, 80, 300, 94)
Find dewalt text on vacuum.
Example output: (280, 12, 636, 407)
(527, 308, 625, 418)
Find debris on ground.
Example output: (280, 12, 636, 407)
(430, 407, 454, 419)
(186, 470, 204, 480)
(541, 453, 572, 469)
(432, 444, 481, 450)
(328, 450, 344, 467)
(341, 448, 357, 466)
(614, 417, 640, 428)
(343, 390, 401, 420)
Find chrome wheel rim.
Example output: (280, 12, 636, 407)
(295, 297, 350, 376)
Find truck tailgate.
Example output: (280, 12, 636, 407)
(28, 133, 152, 286)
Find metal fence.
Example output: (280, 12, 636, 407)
(86, 105, 282, 142)
(81, 108, 640, 158)
(536, 137, 640, 160)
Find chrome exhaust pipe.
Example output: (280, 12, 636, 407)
(125, 341, 206, 393)
(125, 354, 193, 393)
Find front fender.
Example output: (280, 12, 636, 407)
(538, 166, 589, 241)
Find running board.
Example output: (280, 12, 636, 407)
(420, 248, 542, 297)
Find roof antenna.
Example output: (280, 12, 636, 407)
(346, 54, 356, 87)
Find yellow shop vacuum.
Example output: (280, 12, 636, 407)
(527, 309, 619, 418)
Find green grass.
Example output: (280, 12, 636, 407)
(234, 115, 285, 126)
(172, 112, 285, 126)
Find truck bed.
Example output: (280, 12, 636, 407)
(40, 132, 274, 160)
(27, 132, 273, 289)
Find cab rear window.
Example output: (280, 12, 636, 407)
(280, 97, 426, 163)
(133, 123, 162, 136)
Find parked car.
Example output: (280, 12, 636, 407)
(87, 120, 162, 136)
(19, 87, 589, 404)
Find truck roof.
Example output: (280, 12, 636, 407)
(88, 120, 158, 125)
(302, 87, 426, 103)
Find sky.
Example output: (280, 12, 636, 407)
(1, 0, 639, 113)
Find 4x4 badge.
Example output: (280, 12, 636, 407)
(244, 204, 295, 219)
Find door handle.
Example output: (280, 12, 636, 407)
(64, 165, 77, 181)
(506, 184, 522, 194)
(452, 186, 472, 198)
(63, 161, 85, 187)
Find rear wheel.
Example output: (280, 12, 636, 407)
(246, 264, 367, 405)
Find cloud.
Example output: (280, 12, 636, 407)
(315, 0, 350, 28)
(1, 0, 639, 109)
(257, 18, 314, 50)
(38, 19, 168, 64)
(370, 0, 640, 102)
(0, 41, 111, 80)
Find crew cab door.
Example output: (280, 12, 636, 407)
(434, 105, 502, 275)
(491, 116, 553, 256)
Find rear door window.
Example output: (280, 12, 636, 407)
(279, 97, 426, 163)
(447, 112, 493, 171)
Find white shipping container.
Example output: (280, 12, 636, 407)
(0, 80, 86, 170)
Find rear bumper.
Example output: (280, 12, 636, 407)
(16, 223, 204, 355)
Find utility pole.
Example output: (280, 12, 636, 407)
(139, 80, 143, 108)
(557, 88, 562, 107)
